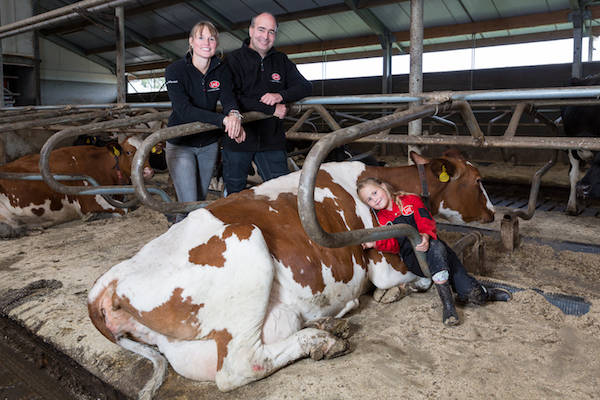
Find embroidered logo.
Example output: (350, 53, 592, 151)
(401, 204, 414, 216)
(166, 80, 178, 85)
(271, 73, 281, 81)
(209, 80, 220, 89)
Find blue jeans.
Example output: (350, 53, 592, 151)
(166, 141, 219, 203)
(222, 149, 289, 195)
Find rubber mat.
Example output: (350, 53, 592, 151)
(479, 279, 591, 316)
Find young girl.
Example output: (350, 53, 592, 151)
(357, 177, 511, 326)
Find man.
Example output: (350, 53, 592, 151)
(224, 12, 312, 195)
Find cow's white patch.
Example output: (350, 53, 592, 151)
(268, 206, 277, 213)
(0, 195, 84, 228)
(436, 200, 465, 224)
(367, 255, 416, 289)
(480, 181, 495, 213)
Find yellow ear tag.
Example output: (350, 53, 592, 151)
(439, 165, 450, 182)
(113, 147, 121, 157)
(151, 146, 157, 153)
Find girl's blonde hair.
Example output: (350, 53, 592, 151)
(356, 177, 416, 207)
(189, 21, 219, 54)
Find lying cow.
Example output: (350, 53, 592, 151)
(0, 136, 154, 238)
(561, 74, 600, 214)
(88, 151, 494, 396)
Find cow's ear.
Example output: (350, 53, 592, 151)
(107, 143, 123, 157)
(410, 151, 430, 165)
(430, 159, 458, 182)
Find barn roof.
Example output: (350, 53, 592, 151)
(20, 0, 600, 76)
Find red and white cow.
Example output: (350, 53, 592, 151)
(0, 136, 153, 238)
(88, 152, 494, 396)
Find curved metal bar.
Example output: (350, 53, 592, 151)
(0, 109, 132, 132)
(131, 111, 273, 214)
(503, 151, 558, 221)
(297, 102, 456, 277)
(0, 172, 171, 206)
(39, 111, 171, 196)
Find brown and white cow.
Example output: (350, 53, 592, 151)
(0, 136, 153, 238)
(88, 152, 494, 395)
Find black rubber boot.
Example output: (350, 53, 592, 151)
(466, 285, 512, 305)
(435, 282, 460, 326)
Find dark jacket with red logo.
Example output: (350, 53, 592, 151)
(165, 53, 238, 147)
(224, 39, 312, 152)
(373, 194, 437, 253)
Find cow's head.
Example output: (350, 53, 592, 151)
(576, 152, 600, 201)
(110, 135, 154, 180)
(412, 151, 495, 224)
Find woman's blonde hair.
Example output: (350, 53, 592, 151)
(189, 21, 219, 54)
(356, 177, 416, 206)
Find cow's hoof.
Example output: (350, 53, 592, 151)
(309, 337, 350, 361)
(373, 285, 410, 303)
(305, 317, 350, 339)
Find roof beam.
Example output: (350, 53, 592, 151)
(289, 27, 600, 65)
(278, 6, 600, 55)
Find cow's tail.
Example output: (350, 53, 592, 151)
(118, 337, 168, 400)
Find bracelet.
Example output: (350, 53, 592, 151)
(229, 110, 243, 120)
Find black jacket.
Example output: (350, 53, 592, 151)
(225, 40, 312, 152)
(165, 54, 238, 147)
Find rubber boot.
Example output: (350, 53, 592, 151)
(435, 282, 460, 326)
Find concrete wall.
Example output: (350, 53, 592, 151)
(39, 39, 117, 105)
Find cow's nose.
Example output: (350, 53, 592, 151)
(143, 167, 154, 179)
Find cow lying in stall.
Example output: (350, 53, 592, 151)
(561, 74, 600, 214)
(88, 151, 495, 396)
(0, 136, 154, 238)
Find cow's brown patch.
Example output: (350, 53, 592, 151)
(117, 287, 204, 340)
(222, 224, 253, 241)
(31, 207, 45, 216)
(189, 236, 227, 267)
(206, 329, 233, 371)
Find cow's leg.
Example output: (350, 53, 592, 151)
(0, 221, 26, 238)
(567, 151, 581, 214)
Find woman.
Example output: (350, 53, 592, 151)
(165, 21, 244, 222)
(357, 177, 511, 326)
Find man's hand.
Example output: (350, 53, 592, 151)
(260, 92, 283, 106)
(273, 103, 287, 119)
(223, 114, 244, 142)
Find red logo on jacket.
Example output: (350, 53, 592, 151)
(271, 73, 281, 81)
(401, 205, 414, 216)
(209, 80, 220, 89)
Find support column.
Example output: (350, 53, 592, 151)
(381, 31, 393, 94)
(571, 8, 584, 79)
(115, 6, 126, 103)
(408, 0, 423, 160)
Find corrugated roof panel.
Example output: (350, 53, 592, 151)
(274, 0, 326, 13)
(312, 0, 345, 6)
(230, 0, 287, 16)
(491, 0, 551, 17)
(439, 0, 475, 24)
(422, 0, 466, 26)
(126, 8, 193, 39)
(61, 29, 111, 49)
(456, 0, 500, 20)
(202, 0, 258, 23)
(370, 3, 410, 32)
(299, 11, 372, 40)
(276, 20, 319, 46)
(546, 0, 570, 11)
(218, 32, 244, 54)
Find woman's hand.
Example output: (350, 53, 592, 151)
(361, 241, 376, 249)
(415, 233, 430, 252)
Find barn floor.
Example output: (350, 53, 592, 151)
(0, 163, 599, 400)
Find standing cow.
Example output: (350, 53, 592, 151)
(561, 74, 600, 214)
(0, 136, 154, 238)
(88, 151, 495, 396)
